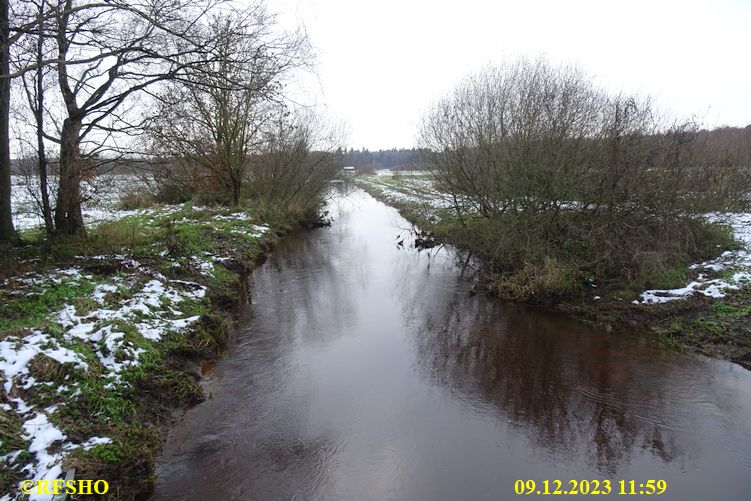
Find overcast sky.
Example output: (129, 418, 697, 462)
(276, 0, 751, 150)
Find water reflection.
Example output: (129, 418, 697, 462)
(403, 291, 686, 476)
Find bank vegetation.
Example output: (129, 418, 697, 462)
(418, 58, 751, 302)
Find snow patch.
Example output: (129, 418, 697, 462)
(634, 248, 751, 304)
(0, 331, 89, 394)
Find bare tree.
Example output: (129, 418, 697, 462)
(421, 59, 607, 219)
(0, 0, 63, 242)
(0, 0, 16, 243)
(150, 5, 309, 206)
(40, 0, 231, 235)
(251, 107, 342, 219)
(13, 0, 55, 234)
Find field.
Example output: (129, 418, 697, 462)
(9, 175, 148, 232)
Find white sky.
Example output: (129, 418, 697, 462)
(276, 0, 751, 150)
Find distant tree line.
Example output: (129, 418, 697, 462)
(336, 147, 430, 170)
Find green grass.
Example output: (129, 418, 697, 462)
(0, 277, 99, 333)
(711, 300, 751, 317)
(649, 301, 745, 347)
(0, 409, 31, 494)
(642, 265, 690, 291)
(0, 409, 28, 456)
(690, 317, 725, 341)
(88, 443, 123, 464)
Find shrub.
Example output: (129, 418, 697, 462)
(154, 179, 193, 204)
(118, 191, 156, 210)
(419, 57, 751, 299)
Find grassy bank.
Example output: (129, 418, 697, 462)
(355, 174, 751, 370)
(0, 203, 300, 498)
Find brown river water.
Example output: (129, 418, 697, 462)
(151, 190, 751, 500)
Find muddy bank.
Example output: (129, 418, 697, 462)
(564, 292, 751, 371)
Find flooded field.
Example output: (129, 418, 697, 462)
(152, 190, 751, 500)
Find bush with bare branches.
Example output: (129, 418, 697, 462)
(420, 58, 751, 300)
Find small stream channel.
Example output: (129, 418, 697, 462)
(151, 189, 751, 500)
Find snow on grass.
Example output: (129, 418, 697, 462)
(92, 283, 118, 303)
(0, 331, 90, 492)
(358, 175, 455, 211)
(10, 173, 189, 232)
(11, 175, 142, 231)
(0, 331, 89, 394)
(3, 182, 278, 496)
(384, 188, 454, 210)
(707, 212, 751, 246)
(636, 277, 749, 304)
(634, 243, 751, 305)
(192, 257, 215, 276)
(1, 400, 116, 501)
(0, 260, 208, 492)
(374, 169, 431, 177)
(19, 410, 68, 498)
(211, 211, 253, 222)
(228, 223, 269, 239)
(51, 276, 206, 378)
(1, 266, 91, 291)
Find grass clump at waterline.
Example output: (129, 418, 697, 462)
(441, 211, 739, 303)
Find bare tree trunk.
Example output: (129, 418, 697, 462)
(54, 0, 85, 237)
(0, 0, 17, 243)
(231, 172, 241, 207)
(55, 117, 85, 236)
(36, 0, 53, 235)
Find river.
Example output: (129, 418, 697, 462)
(151, 190, 751, 500)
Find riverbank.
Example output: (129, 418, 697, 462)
(0, 204, 302, 499)
(355, 174, 751, 370)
